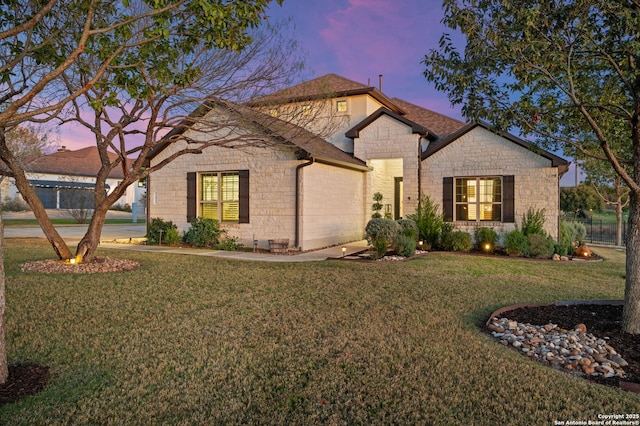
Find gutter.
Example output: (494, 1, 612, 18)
(295, 154, 315, 248)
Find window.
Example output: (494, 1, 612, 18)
(336, 100, 347, 112)
(455, 177, 502, 221)
(269, 108, 278, 117)
(301, 104, 312, 115)
(200, 172, 240, 222)
(187, 171, 249, 223)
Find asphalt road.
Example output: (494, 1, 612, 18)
(4, 223, 147, 241)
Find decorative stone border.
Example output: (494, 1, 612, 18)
(485, 300, 640, 393)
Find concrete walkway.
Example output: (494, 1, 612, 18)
(99, 239, 370, 262)
(3, 209, 370, 262)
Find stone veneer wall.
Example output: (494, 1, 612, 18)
(352, 114, 422, 218)
(149, 139, 301, 250)
(421, 126, 561, 240)
(299, 162, 366, 249)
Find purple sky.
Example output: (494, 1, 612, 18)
(267, 0, 462, 117)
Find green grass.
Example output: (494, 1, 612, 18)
(1, 240, 638, 425)
(3, 218, 145, 227)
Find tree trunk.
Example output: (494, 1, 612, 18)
(623, 191, 640, 333)
(616, 202, 624, 247)
(75, 205, 109, 262)
(0, 213, 8, 384)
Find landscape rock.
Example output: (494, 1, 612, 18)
(487, 317, 627, 380)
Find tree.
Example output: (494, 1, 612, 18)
(423, 0, 640, 333)
(583, 160, 630, 246)
(0, 0, 285, 387)
(0, 0, 284, 259)
(560, 185, 603, 217)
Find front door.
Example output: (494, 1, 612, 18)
(394, 177, 403, 219)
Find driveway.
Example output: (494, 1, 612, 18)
(3, 209, 147, 242)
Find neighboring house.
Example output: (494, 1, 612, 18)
(147, 74, 569, 251)
(3, 146, 145, 210)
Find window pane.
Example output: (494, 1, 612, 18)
(221, 173, 239, 201)
(456, 204, 472, 221)
(479, 178, 501, 203)
(337, 100, 347, 112)
(480, 204, 501, 221)
(222, 202, 239, 221)
(201, 175, 218, 201)
(456, 178, 476, 202)
(201, 203, 218, 220)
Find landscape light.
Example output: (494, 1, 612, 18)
(342, 246, 347, 257)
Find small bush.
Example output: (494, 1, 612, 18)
(555, 221, 587, 256)
(183, 217, 222, 248)
(396, 234, 416, 257)
(396, 218, 418, 239)
(147, 217, 180, 245)
(406, 195, 444, 250)
(110, 203, 132, 212)
(365, 218, 399, 259)
(1, 195, 31, 212)
(216, 234, 244, 251)
(371, 192, 384, 219)
(521, 207, 546, 236)
(441, 230, 472, 252)
(474, 227, 498, 251)
(527, 233, 555, 258)
(504, 230, 528, 257)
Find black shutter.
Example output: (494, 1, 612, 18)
(503, 175, 515, 223)
(238, 170, 250, 223)
(443, 177, 453, 222)
(187, 172, 196, 223)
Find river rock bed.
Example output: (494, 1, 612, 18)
(488, 317, 628, 379)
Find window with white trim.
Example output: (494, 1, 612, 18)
(200, 172, 240, 222)
(455, 177, 502, 221)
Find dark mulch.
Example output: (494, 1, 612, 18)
(500, 304, 640, 391)
(0, 364, 50, 407)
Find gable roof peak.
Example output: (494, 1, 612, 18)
(246, 73, 404, 114)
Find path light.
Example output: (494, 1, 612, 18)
(484, 243, 492, 252)
(418, 240, 423, 250)
(69, 258, 76, 265)
(342, 246, 347, 258)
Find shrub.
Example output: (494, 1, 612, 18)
(396, 234, 416, 257)
(396, 218, 418, 240)
(147, 217, 180, 245)
(504, 230, 528, 257)
(371, 192, 384, 219)
(555, 221, 587, 256)
(110, 203, 132, 212)
(441, 230, 472, 252)
(406, 195, 444, 250)
(474, 227, 498, 251)
(216, 234, 244, 251)
(183, 217, 222, 248)
(1, 195, 31, 212)
(520, 207, 546, 236)
(365, 218, 399, 259)
(527, 233, 555, 258)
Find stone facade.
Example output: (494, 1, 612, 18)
(421, 126, 561, 240)
(353, 114, 423, 218)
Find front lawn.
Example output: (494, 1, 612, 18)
(1, 240, 637, 424)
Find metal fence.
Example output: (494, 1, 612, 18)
(569, 219, 626, 246)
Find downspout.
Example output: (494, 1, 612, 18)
(295, 155, 314, 249)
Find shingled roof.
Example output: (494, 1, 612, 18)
(246, 74, 404, 114)
(146, 99, 369, 170)
(26, 146, 128, 179)
(390, 98, 466, 137)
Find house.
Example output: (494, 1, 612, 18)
(146, 74, 569, 250)
(3, 146, 145, 210)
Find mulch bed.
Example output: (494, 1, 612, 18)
(0, 364, 50, 407)
(498, 303, 640, 392)
(21, 257, 140, 274)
